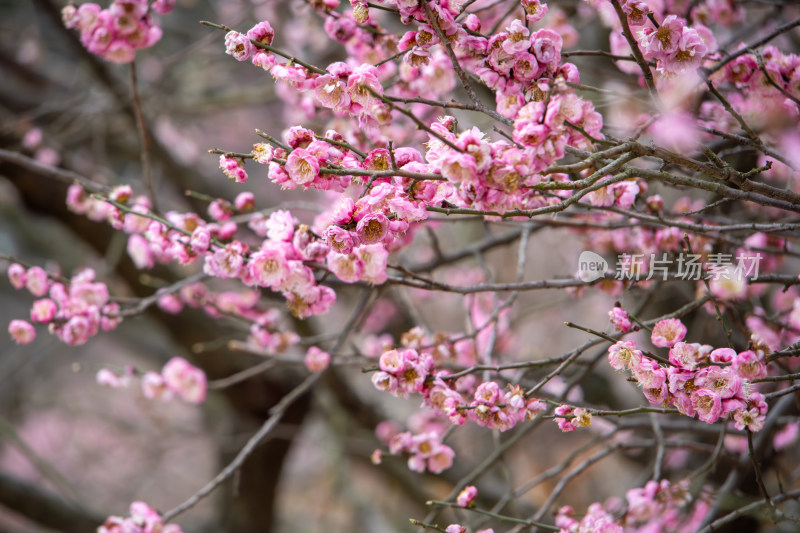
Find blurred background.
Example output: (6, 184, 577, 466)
(2, 1, 798, 532)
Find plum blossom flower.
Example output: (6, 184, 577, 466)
(608, 340, 642, 370)
(554, 404, 578, 432)
(623, 1, 650, 26)
(641, 15, 684, 56)
(204, 241, 247, 279)
(305, 346, 331, 372)
(9, 319, 36, 344)
(162, 357, 207, 404)
(651, 318, 687, 348)
(98, 501, 183, 533)
(249, 243, 290, 288)
(732, 349, 766, 380)
(96, 368, 131, 389)
(25, 266, 50, 297)
(327, 251, 365, 283)
(659, 27, 708, 76)
(219, 154, 248, 183)
(142, 371, 172, 400)
(733, 407, 765, 432)
(457, 485, 478, 507)
(285, 148, 320, 185)
(668, 341, 710, 369)
(356, 212, 390, 245)
(30, 298, 57, 323)
(224, 30, 253, 61)
(246, 20, 274, 47)
(521, 0, 548, 23)
(7, 263, 26, 289)
(355, 244, 388, 285)
(608, 306, 632, 332)
(251, 143, 274, 164)
(692, 389, 722, 423)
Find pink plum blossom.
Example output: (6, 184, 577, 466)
(162, 357, 207, 404)
(651, 318, 687, 348)
(224, 31, 253, 61)
(9, 319, 36, 344)
(305, 346, 331, 372)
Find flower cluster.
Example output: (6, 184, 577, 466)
(553, 404, 592, 432)
(387, 429, 455, 474)
(555, 478, 709, 533)
(371, 347, 435, 398)
(97, 357, 208, 404)
(369, 318, 544, 433)
(7, 264, 118, 346)
(98, 501, 183, 533)
(636, 14, 711, 76)
(62, 0, 172, 64)
(67, 185, 336, 319)
(703, 44, 800, 138)
(145, 357, 207, 404)
(608, 318, 768, 430)
(219, 154, 248, 183)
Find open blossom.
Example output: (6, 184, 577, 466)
(641, 15, 684, 56)
(9, 320, 36, 344)
(57, 315, 94, 345)
(355, 244, 388, 285)
(204, 241, 247, 279)
(608, 340, 642, 370)
(285, 148, 320, 185)
(623, 1, 650, 26)
(668, 341, 710, 369)
(7, 263, 26, 289)
(521, 0, 548, 23)
(697, 367, 742, 399)
(708, 267, 747, 300)
(692, 389, 722, 423)
(658, 27, 708, 75)
(162, 357, 207, 404)
(356, 212, 390, 245)
(327, 251, 365, 283)
(314, 74, 351, 110)
(30, 298, 57, 323)
(732, 349, 766, 380)
(249, 243, 290, 288)
(224, 30, 253, 61)
(252, 143, 274, 164)
(651, 318, 687, 348)
(25, 266, 50, 297)
(734, 407, 765, 432)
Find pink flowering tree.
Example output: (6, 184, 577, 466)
(1, 0, 800, 532)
